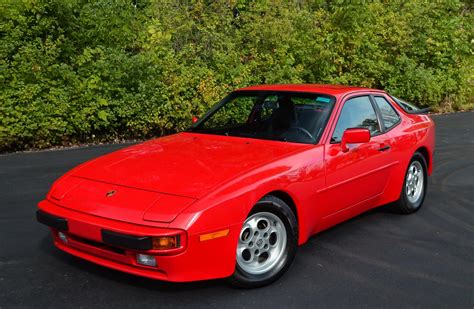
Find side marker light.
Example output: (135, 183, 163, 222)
(199, 229, 229, 242)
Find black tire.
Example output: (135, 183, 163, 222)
(391, 152, 428, 214)
(229, 195, 298, 288)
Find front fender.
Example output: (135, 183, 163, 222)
(172, 145, 326, 259)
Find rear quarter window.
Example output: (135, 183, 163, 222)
(374, 96, 400, 130)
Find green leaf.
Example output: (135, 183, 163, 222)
(97, 110, 108, 122)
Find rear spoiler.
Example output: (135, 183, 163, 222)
(389, 95, 431, 115)
(407, 107, 431, 114)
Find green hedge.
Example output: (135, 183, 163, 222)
(1, 0, 472, 151)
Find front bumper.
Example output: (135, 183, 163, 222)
(37, 200, 240, 282)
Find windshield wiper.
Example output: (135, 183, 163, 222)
(273, 136, 288, 142)
(231, 131, 256, 138)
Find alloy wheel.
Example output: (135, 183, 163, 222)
(236, 212, 287, 275)
(406, 161, 424, 204)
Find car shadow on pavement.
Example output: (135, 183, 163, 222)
(37, 205, 400, 292)
(37, 205, 404, 291)
(38, 235, 225, 292)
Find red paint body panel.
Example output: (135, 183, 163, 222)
(71, 133, 310, 199)
(38, 84, 435, 282)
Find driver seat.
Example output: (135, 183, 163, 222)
(270, 96, 297, 132)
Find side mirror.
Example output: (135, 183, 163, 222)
(341, 128, 370, 152)
(192, 116, 199, 124)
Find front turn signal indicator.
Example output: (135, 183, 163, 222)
(199, 229, 229, 242)
(152, 235, 180, 250)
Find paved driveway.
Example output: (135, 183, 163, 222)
(1, 112, 473, 308)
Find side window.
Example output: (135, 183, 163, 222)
(374, 96, 400, 130)
(332, 96, 380, 143)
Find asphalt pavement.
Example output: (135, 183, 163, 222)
(1, 112, 473, 308)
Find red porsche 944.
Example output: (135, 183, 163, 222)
(37, 84, 435, 287)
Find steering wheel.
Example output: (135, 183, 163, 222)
(289, 126, 313, 140)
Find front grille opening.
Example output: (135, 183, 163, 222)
(71, 235, 126, 255)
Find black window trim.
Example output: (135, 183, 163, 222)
(370, 94, 402, 133)
(329, 93, 383, 144)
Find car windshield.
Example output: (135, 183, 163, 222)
(190, 91, 335, 144)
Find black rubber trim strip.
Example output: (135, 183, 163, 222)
(101, 230, 152, 251)
(36, 210, 69, 231)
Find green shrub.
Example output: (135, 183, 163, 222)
(0, 0, 472, 151)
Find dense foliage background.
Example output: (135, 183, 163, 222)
(1, 0, 472, 151)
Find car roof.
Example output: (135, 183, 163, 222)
(236, 84, 385, 97)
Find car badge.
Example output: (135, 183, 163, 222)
(105, 190, 116, 197)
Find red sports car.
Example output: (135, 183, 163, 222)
(37, 84, 435, 287)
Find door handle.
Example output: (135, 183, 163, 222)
(378, 145, 391, 152)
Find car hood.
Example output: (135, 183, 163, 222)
(69, 132, 310, 199)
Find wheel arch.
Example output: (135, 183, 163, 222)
(258, 190, 310, 245)
(415, 146, 432, 175)
(265, 190, 298, 224)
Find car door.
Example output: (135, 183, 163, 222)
(320, 95, 394, 218)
